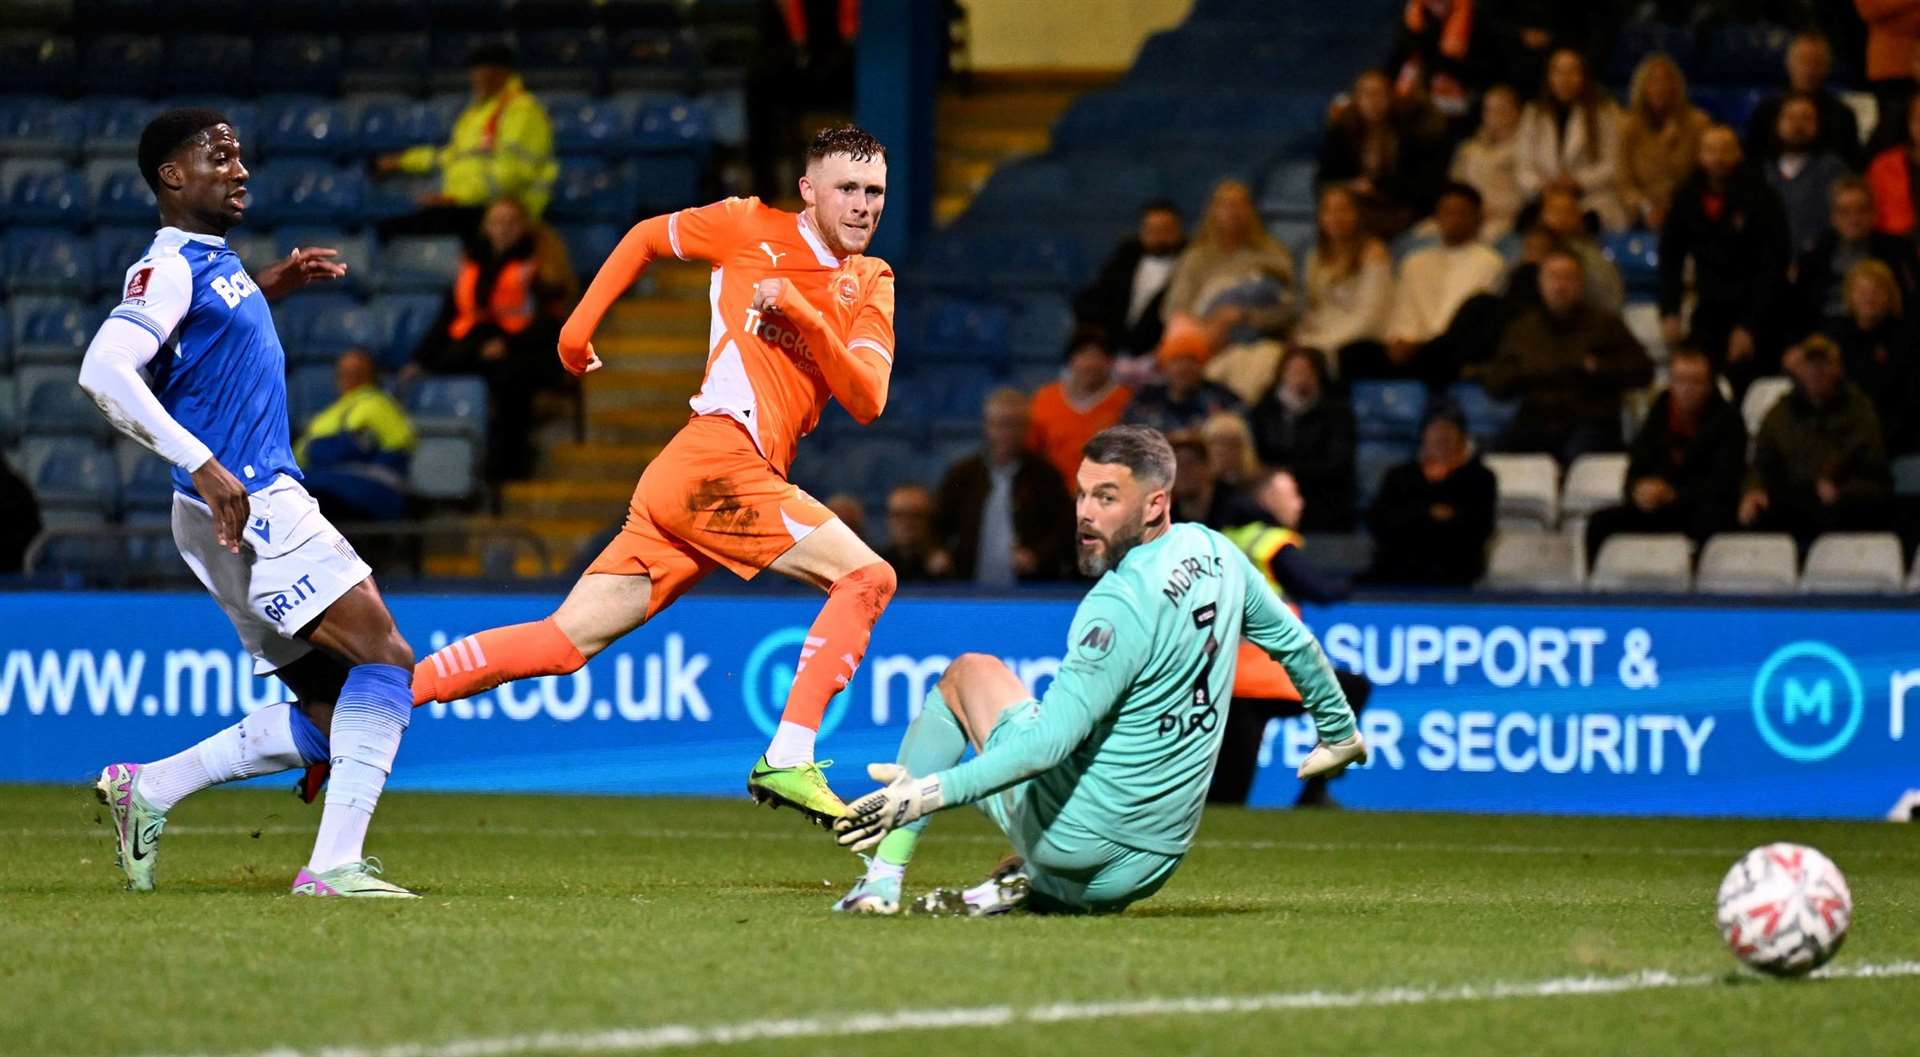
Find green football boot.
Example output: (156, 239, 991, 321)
(95, 763, 166, 892)
(747, 756, 850, 827)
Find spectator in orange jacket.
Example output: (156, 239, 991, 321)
(1867, 94, 1920, 237)
(1026, 324, 1133, 487)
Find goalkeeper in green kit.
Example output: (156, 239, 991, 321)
(832, 425, 1367, 915)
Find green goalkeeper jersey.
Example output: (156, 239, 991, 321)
(934, 522, 1355, 856)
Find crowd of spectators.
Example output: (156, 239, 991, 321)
(856, 9, 1920, 594)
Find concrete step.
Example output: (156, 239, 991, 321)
(938, 125, 1051, 158)
(590, 405, 692, 446)
(543, 441, 664, 481)
(500, 479, 635, 523)
(596, 332, 708, 359)
(603, 298, 711, 338)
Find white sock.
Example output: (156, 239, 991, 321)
(764, 720, 817, 768)
(135, 702, 307, 813)
(309, 665, 411, 873)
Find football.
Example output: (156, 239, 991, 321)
(1715, 843, 1853, 976)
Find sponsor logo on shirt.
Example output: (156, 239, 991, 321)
(125, 267, 152, 299)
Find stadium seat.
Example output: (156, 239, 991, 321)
(1741, 375, 1792, 439)
(0, 375, 17, 444)
(227, 230, 280, 273)
(918, 295, 1014, 363)
(993, 232, 1090, 293)
(343, 33, 432, 95)
(1481, 532, 1584, 592)
(1602, 232, 1660, 297)
(1604, 22, 1697, 83)
(1445, 382, 1518, 448)
(1589, 533, 1692, 593)
(1800, 532, 1905, 594)
(161, 34, 255, 96)
(1695, 533, 1798, 595)
(608, 29, 703, 91)
(1353, 439, 1411, 513)
(629, 154, 701, 213)
(1692, 85, 1770, 131)
(406, 376, 490, 440)
(252, 163, 367, 225)
(551, 223, 623, 287)
(286, 364, 337, 429)
(965, 159, 1073, 223)
(1895, 453, 1920, 497)
(1350, 381, 1426, 443)
(1484, 453, 1559, 532)
(1258, 158, 1318, 218)
(520, 29, 609, 93)
(88, 162, 159, 224)
(548, 94, 635, 156)
(353, 97, 451, 154)
(369, 293, 447, 367)
(121, 454, 176, 514)
(81, 97, 161, 160)
(410, 435, 478, 501)
(633, 96, 713, 154)
(79, 35, 164, 97)
(0, 33, 76, 95)
(92, 227, 156, 288)
(6, 229, 94, 297)
(1008, 294, 1075, 365)
(698, 87, 747, 147)
(7, 167, 92, 226)
(262, 97, 354, 158)
(1703, 23, 1791, 84)
(274, 227, 373, 293)
(254, 34, 344, 96)
(376, 236, 463, 293)
(0, 98, 85, 159)
(1560, 453, 1628, 521)
(11, 297, 92, 366)
(548, 159, 637, 222)
(24, 375, 110, 440)
(303, 303, 385, 363)
(1057, 153, 1163, 221)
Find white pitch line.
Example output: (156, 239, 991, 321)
(133, 960, 1920, 1057)
(20, 824, 1916, 861)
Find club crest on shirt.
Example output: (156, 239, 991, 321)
(834, 273, 859, 306)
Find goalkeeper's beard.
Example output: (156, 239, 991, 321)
(1077, 520, 1145, 577)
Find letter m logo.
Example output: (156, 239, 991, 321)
(1783, 678, 1833, 726)
(1080, 626, 1112, 652)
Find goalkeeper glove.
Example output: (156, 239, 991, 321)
(834, 764, 945, 853)
(1297, 733, 1368, 779)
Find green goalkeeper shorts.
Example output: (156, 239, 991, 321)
(976, 700, 1184, 915)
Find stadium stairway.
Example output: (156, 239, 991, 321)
(934, 74, 1107, 224)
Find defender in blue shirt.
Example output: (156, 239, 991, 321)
(78, 108, 419, 898)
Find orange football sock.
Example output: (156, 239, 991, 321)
(766, 562, 897, 765)
(412, 618, 587, 706)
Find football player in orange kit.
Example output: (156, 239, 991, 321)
(411, 125, 900, 824)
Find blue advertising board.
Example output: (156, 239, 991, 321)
(1, 592, 1914, 819)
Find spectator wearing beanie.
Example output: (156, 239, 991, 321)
(1125, 314, 1244, 435)
(1026, 325, 1135, 487)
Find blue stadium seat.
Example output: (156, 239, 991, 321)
(0, 375, 16, 444)
(161, 34, 255, 96)
(6, 229, 94, 297)
(994, 232, 1089, 293)
(89, 163, 159, 224)
(261, 97, 355, 158)
(7, 167, 92, 225)
(1350, 381, 1427, 443)
(1603, 22, 1697, 84)
(1692, 86, 1769, 132)
(254, 34, 344, 96)
(548, 159, 636, 222)
(271, 292, 360, 352)
(838, 439, 928, 499)
(632, 96, 712, 153)
(406, 375, 490, 440)
(0, 98, 85, 159)
(92, 228, 156, 291)
(630, 155, 700, 213)
(33, 440, 120, 518)
(0, 33, 77, 95)
(343, 33, 432, 95)
(919, 295, 1013, 362)
(1354, 439, 1413, 512)
(409, 435, 477, 501)
(608, 29, 702, 91)
(377, 236, 464, 294)
(354, 98, 451, 154)
(428, 31, 509, 93)
(698, 87, 747, 147)
(304, 303, 385, 362)
(1008, 294, 1075, 365)
(79, 36, 164, 97)
(548, 94, 635, 156)
(12, 297, 92, 366)
(551, 223, 622, 286)
(965, 159, 1072, 223)
(1602, 232, 1661, 298)
(1703, 23, 1791, 84)
(122, 455, 176, 514)
(520, 29, 609, 93)
(227, 231, 280, 273)
(1446, 382, 1520, 448)
(24, 374, 110, 440)
(371, 293, 447, 368)
(81, 97, 161, 160)
(1260, 158, 1319, 217)
(250, 163, 366, 225)
(286, 365, 337, 429)
(274, 226, 374, 293)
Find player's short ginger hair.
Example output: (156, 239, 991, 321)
(807, 125, 886, 166)
(1083, 426, 1177, 492)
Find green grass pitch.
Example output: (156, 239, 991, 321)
(3, 785, 1916, 1057)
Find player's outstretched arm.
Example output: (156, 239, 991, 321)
(835, 763, 946, 852)
(754, 276, 894, 422)
(1235, 550, 1364, 774)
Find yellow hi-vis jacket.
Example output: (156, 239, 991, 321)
(397, 75, 557, 216)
